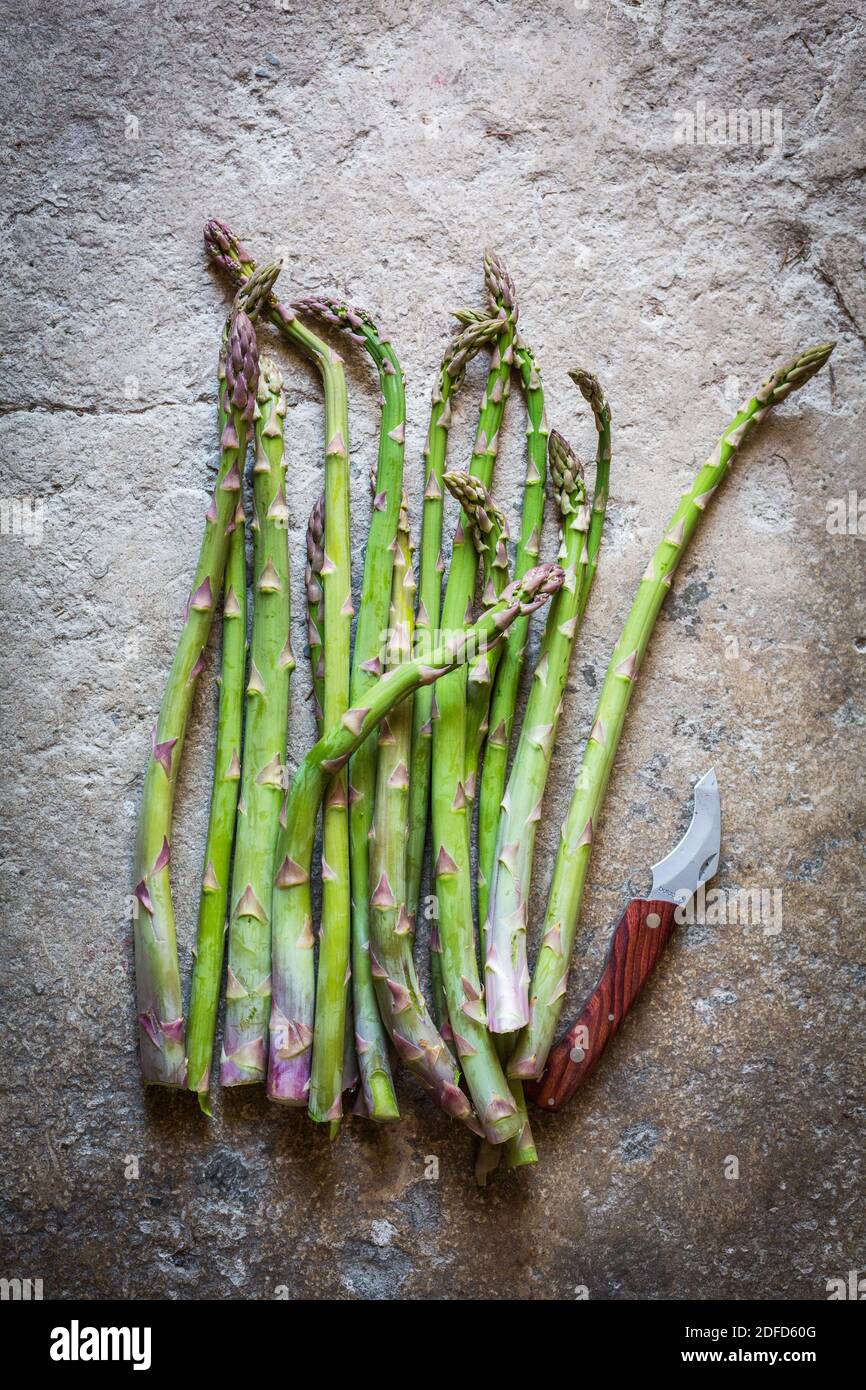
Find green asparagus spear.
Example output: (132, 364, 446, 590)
(484, 430, 589, 1037)
(220, 358, 294, 1086)
(570, 368, 613, 619)
(185, 339, 249, 1109)
(476, 339, 548, 921)
(441, 471, 511, 787)
(511, 342, 835, 1080)
(304, 494, 325, 734)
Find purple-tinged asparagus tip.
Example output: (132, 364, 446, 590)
(225, 309, 259, 424)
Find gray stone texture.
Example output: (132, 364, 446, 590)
(1, 0, 863, 1300)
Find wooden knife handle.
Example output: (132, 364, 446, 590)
(524, 897, 679, 1112)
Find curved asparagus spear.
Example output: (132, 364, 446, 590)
(369, 498, 482, 1134)
(431, 251, 522, 1141)
(305, 495, 325, 734)
(294, 296, 404, 1121)
(220, 358, 294, 1086)
(267, 563, 564, 1111)
(484, 431, 589, 1036)
(406, 312, 506, 929)
(186, 352, 248, 1109)
(477, 339, 548, 920)
(133, 301, 263, 1086)
(510, 341, 835, 1079)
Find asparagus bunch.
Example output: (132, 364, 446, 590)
(293, 295, 405, 1121)
(511, 341, 835, 1081)
(207, 221, 355, 1118)
(220, 358, 294, 1086)
(406, 310, 509, 927)
(268, 562, 564, 1111)
(368, 497, 482, 1133)
(133, 297, 265, 1085)
(185, 341, 248, 1108)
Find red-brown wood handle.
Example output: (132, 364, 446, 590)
(524, 898, 679, 1112)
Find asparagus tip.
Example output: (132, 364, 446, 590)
(482, 247, 519, 318)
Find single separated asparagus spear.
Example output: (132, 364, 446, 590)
(133, 298, 265, 1085)
(405, 311, 507, 930)
(293, 296, 404, 1121)
(483, 431, 589, 1035)
(430, 252, 523, 1141)
(185, 333, 249, 1109)
(476, 339, 549, 921)
(308, 363, 352, 1131)
(510, 341, 835, 1080)
(219, 358, 294, 1086)
(268, 563, 565, 1112)
(369, 497, 482, 1134)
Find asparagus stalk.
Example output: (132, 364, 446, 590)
(369, 497, 483, 1134)
(133, 300, 264, 1086)
(294, 296, 404, 1121)
(441, 471, 511, 786)
(304, 494, 325, 734)
(405, 312, 507, 929)
(484, 431, 589, 1036)
(219, 358, 294, 1086)
(185, 343, 249, 1109)
(308, 379, 352, 1131)
(511, 341, 835, 1080)
(477, 340, 549, 921)
(571, 368, 613, 618)
(430, 251, 522, 1140)
(267, 562, 564, 1110)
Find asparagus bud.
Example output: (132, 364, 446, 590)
(483, 248, 519, 319)
(223, 308, 260, 423)
(204, 218, 254, 283)
(548, 429, 587, 513)
(234, 259, 283, 321)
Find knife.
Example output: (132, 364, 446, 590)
(524, 768, 721, 1112)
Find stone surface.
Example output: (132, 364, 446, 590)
(1, 0, 864, 1301)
